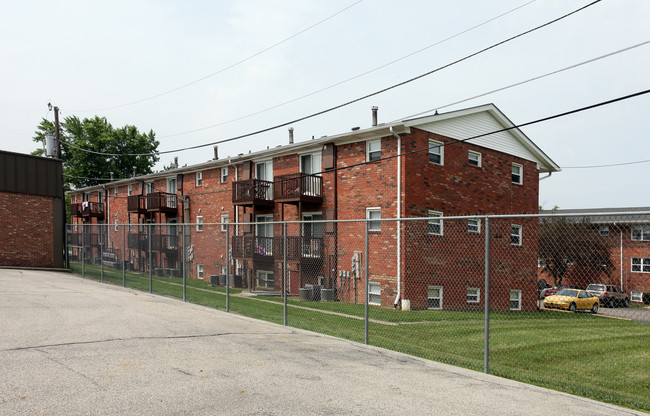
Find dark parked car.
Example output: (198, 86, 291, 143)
(585, 283, 629, 308)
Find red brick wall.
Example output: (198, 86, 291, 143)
(0, 191, 55, 267)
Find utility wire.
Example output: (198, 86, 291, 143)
(158, 0, 537, 139)
(74, 1, 363, 113)
(563, 159, 650, 169)
(61, 0, 603, 158)
(83, 88, 650, 195)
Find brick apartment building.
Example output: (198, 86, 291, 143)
(68, 104, 559, 311)
(538, 207, 650, 303)
(0, 150, 64, 268)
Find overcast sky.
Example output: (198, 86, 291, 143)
(1, 0, 648, 210)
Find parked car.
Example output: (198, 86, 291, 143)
(537, 279, 552, 299)
(540, 285, 579, 298)
(543, 289, 599, 313)
(585, 283, 629, 308)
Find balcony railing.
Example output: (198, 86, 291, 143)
(128, 233, 148, 251)
(231, 235, 275, 259)
(78, 202, 104, 218)
(231, 235, 323, 261)
(146, 192, 178, 215)
(152, 233, 179, 253)
(232, 179, 274, 206)
(273, 173, 322, 204)
(127, 195, 147, 214)
(71, 203, 82, 217)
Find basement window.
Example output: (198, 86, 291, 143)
(467, 288, 480, 303)
(368, 282, 381, 305)
(510, 289, 522, 310)
(427, 286, 443, 310)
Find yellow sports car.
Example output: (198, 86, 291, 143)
(543, 289, 599, 313)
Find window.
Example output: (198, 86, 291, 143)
(128, 184, 132, 196)
(145, 181, 154, 195)
(631, 257, 650, 273)
(468, 218, 480, 233)
(369, 282, 381, 305)
(510, 289, 522, 310)
(538, 258, 547, 268)
(256, 270, 274, 289)
(468, 151, 481, 167)
(256, 215, 274, 255)
(599, 225, 609, 236)
(300, 153, 322, 175)
(221, 214, 229, 232)
(197, 264, 204, 279)
(221, 167, 228, 183)
(366, 207, 381, 231)
(511, 224, 522, 246)
(428, 139, 443, 165)
(367, 139, 381, 162)
(114, 187, 118, 197)
(196, 171, 203, 186)
(467, 288, 480, 303)
(512, 163, 523, 184)
(221, 265, 228, 275)
(427, 286, 443, 310)
(196, 216, 203, 231)
(167, 177, 177, 194)
(428, 210, 443, 235)
(255, 161, 273, 199)
(632, 225, 650, 241)
(631, 290, 643, 302)
(114, 219, 118, 231)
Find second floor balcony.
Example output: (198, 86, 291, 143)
(232, 179, 274, 207)
(128, 193, 178, 215)
(273, 173, 322, 205)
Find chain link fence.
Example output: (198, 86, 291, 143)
(66, 212, 650, 411)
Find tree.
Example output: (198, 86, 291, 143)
(538, 217, 615, 287)
(32, 115, 159, 189)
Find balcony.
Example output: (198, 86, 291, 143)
(231, 235, 324, 264)
(146, 192, 178, 215)
(152, 233, 180, 254)
(274, 173, 322, 205)
(232, 179, 274, 207)
(231, 235, 275, 267)
(79, 202, 104, 219)
(128, 233, 148, 251)
(71, 203, 82, 217)
(286, 236, 324, 262)
(127, 195, 147, 214)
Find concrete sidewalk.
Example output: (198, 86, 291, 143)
(0, 269, 642, 415)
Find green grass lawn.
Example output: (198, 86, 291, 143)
(69, 261, 650, 411)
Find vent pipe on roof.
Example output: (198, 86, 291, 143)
(213, 145, 219, 160)
(110, 172, 114, 181)
(132, 166, 136, 177)
(371, 106, 378, 127)
(174, 157, 178, 168)
(289, 127, 294, 144)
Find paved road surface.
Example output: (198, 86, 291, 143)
(0, 269, 643, 415)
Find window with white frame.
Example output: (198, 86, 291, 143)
(221, 265, 228, 275)
(428, 139, 443, 165)
(145, 181, 154, 194)
(366, 207, 381, 231)
(631, 257, 650, 273)
(510, 289, 522, 310)
(511, 224, 522, 246)
(512, 163, 523, 184)
(427, 286, 443, 310)
(197, 264, 204, 279)
(468, 151, 481, 167)
(367, 139, 381, 162)
(256, 270, 274, 289)
(221, 214, 229, 232)
(128, 184, 132, 196)
(221, 167, 228, 183)
(631, 290, 643, 302)
(369, 282, 381, 305)
(196, 216, 203, 231)
(114, 219, 118, 231)
(599, 225, 610, 236)
(631, 225, 650, 241)
(196, 171, 203, 186)
(468, 218, 480, 233)
(467, 288, 480, 303)
(428, 210, 443, 235)
(114, 187, 118, 197)
(300, 152, 322, 175)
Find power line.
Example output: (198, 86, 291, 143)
(90, 88, 650, 198)
(157, 0, 537, 139)
(61, 0, 602, 158)
(563, 159, 650, 169)
(74, 1, 363, 113)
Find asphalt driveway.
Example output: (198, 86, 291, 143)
(0, 269, 643, 415)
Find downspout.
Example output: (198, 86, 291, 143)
(390, 127, 402, 308)
(539, 172, 552, 181)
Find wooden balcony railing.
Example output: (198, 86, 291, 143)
(77, 202, 104, 218)
(273, 173, 322, 204)
(146, 192, 178, 215)
(127, 195, 147, 214)
(232, 179, 274, 206)
(71, 203, 82, 217)
(231, 235, 323, 261)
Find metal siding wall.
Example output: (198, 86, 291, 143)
(0, 150, 62, 198)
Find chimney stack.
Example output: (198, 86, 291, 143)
(110, 172, 114, 181)
(371, 106, 378, 127)
(289, 127, 294, 144)
(213, 145, 219, 160)
(173, 156, 178, 168)
(132, 166, 137, 177)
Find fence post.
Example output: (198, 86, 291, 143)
(65, 225, 69, 269)
(81, 224, 85, 277)
(283, 222, 288, 326)
(484, 216, 490, 374)
(365, 220, 369, 345)
(182, 222, 186, 302)
(122, 225, 126, 287)
(100, 224, 104, 283)
(226, 224, 230, 312)
(148, 223, 152, 293)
